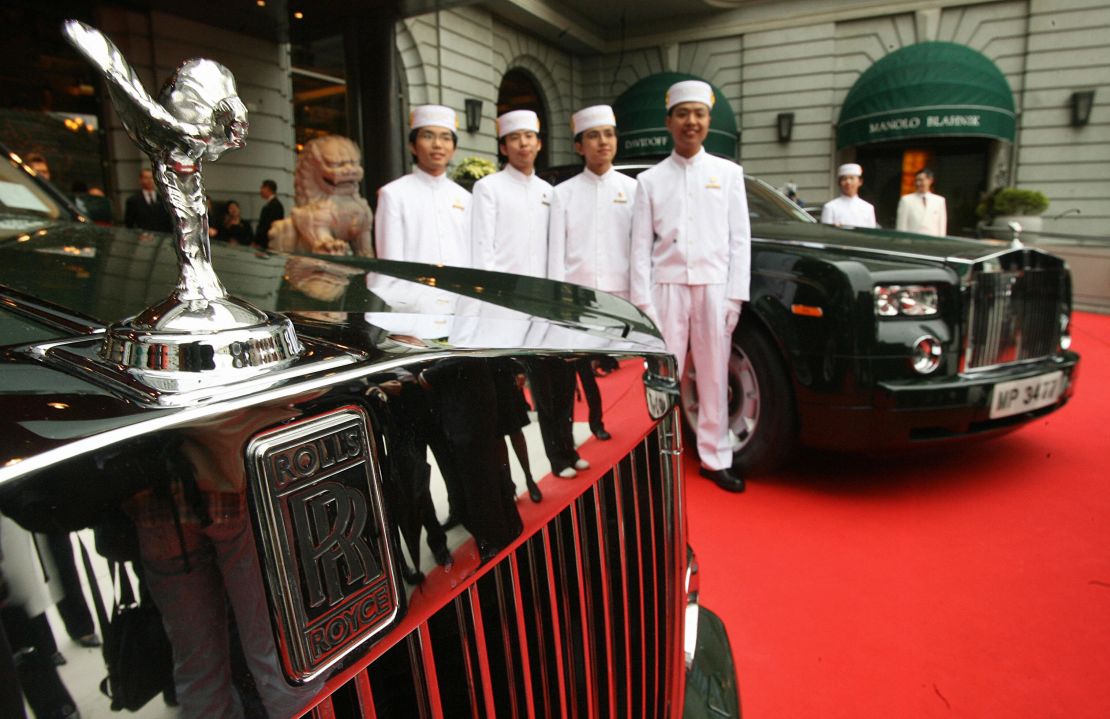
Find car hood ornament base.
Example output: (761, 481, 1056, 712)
(62, 20, 304, 390)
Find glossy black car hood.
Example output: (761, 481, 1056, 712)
(752, 218, 1024, 269)
(0, 217, 658, 344)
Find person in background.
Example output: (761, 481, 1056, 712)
(71, 181, 113, 225)
(781, 180, 804, 208)
(548, 104, 638, 442)
(820, 163, 876, 228)
(124, 168, 173, 232)
(215, 200, 252, 245)
(472, 109, 589, 480)
(24, 153, 51, 183)
(896, 167, 947, 236)
(254, 179, 283, 250)
(629, 79, 750, 493)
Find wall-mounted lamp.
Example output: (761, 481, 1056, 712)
(776, 112, 795, 143)
(1070, 90, 1094, 127)
(465, 98, 483, 133)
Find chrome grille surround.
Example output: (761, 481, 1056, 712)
(299, 413, 687, 718)
(962, 249, 1068, 372)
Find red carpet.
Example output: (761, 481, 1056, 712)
(686, 311, 1110, 718)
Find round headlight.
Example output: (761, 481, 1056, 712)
(911, 335, 943, 375)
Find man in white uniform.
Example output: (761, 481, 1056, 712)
(371, 104, 472, 335)
(473, 110, 589, 479)
(820, 163, 876, 228)
(369, 104, 476, 572)
(472, 109, 552, 277)
(896, 167, 947, 236)
(629, 80, 750, 492)
(375, 104, 471, 267)
(548, 104, 638, 441)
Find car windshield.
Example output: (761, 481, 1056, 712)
(744, 176, 815, 224)
(0, 151, 64, 220)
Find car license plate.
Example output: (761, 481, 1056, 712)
(989, 371, 1064, 419)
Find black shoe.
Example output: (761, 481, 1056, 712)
(74, 633, 101, 648)
(699, 467, 745, 493)
(50, 651, 67, 666)
(591, 424, 612, 441)
(432, 545, 453, 567)
(528, 479, 546, 503)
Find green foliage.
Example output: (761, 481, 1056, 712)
(978, 188, 1050, 218)
(450, 156, 498, 190)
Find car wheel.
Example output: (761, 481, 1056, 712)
(680, 322, 797, 475)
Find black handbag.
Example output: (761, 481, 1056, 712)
(78, 540, 175, 712)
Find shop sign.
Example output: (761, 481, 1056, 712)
(839, 106, 1015, 148)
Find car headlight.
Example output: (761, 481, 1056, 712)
(874, 284, 939, 317)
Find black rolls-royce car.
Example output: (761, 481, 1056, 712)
(541, 164, 1081, 475)
(0, 146, 739, 718)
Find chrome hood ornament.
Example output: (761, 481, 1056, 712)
(62, 20, 303, 389)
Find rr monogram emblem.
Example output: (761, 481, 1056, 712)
(248, 407, 400, 682)
(290, 481, 377, 607)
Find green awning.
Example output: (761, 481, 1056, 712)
(837, 42, 1016, 149)
(612, 72, 738, 160)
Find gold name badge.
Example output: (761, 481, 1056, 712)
(613, 191, 627, 204)
(706, 176, 721, 189)
(452, 198, 465, 210)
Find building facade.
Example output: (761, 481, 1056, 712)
(404, 0, 1107, 239)
(1, 0, 1105, 240)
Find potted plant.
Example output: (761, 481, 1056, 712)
(978, 188, 1050, 240)
(450, 156, 498, 191)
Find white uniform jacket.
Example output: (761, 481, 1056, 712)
(370, 167, 471, 335)
(896, 191, 947, 236)
(374, 166, 471, 266)
(820, 194, 877, 228)
(471, 165, 552, 278)
(629, 149, 751, 308)
(547, 167, 638, 294)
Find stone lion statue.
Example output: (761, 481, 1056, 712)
(269, 135, 374, 257)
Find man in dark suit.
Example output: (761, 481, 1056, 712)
(254, 179, 284, 250)
(123, 168, 173, 232)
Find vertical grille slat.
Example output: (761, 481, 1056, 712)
(354, 671, 377, 719)
(540, 527, 570, 719)
(417, 625, 445, 719)
(452, 596, 484, 719)
(507, 554, 538, 718)
(492, 565, 524, 718)
(570, 498, 601, 716)
(466, 585, 498, 718)
(964, 255, 1064, 371)
(350, 425, 681, 718)
(311, 696, 337, 719)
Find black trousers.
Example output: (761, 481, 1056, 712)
(43, 532, 95, 640)
(575, 358, 604, 430)
(530, 358, 579, 473)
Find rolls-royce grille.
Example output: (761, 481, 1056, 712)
(303, 424, 685, 718)
(963, 256, 1065, 371)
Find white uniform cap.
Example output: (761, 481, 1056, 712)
(837, 163, 863, 178)
(665, 80, 715, 111)
(410, 105, 457, 131)
(496, 110, 541, 138)
(572, 105, 617, 136)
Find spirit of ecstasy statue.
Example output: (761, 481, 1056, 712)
(62, 21, 303, 387)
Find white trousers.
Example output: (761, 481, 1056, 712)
(653, 283, 733, 470)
